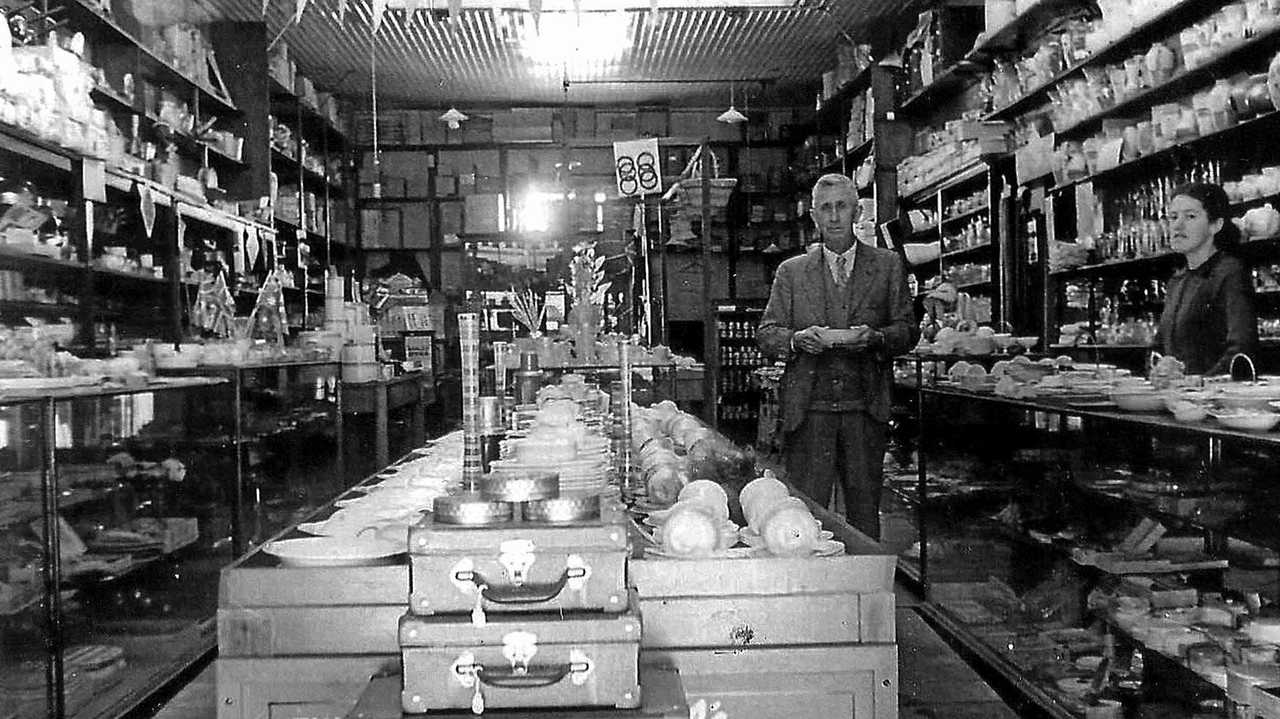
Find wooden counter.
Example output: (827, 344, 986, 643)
(341, 371, 435, 467)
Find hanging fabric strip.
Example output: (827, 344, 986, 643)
(294, 0, 308, 24)
(448, 0, 462, 24)
(337, 0, 349, 22)
(528, 0, 541, 30)
(138, 183, 156, 238)
(262, 0, 271, 18)
(373, 0, 388, 32)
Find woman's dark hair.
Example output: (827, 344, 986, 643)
(1170, 181, 1242, 251)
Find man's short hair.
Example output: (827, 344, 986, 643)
(811, 173, 858, 205)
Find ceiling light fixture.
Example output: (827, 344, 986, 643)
(440, 107, 469, 129)
(717, 83, 747, 124)
(380, 0, 806, 9)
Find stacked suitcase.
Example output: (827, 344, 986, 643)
(399, 481, 644, 715)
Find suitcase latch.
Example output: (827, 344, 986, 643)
(498, 539, 537, 585)
(503, 631, 539, 674)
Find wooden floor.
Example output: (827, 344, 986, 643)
(150, 588, 1023, 719)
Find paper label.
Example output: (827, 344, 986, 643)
(612, 138, 662, 198)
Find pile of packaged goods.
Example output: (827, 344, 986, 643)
(0, 32, 114, 159)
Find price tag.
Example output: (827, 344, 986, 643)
(1096, 138, 1124, 173)
(81, 159, 106, 203)
(612, 138, 662, 198)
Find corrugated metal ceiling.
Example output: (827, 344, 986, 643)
(194, 0, 925, 107)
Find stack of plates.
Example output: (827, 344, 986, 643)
(489, 455, 609, 493)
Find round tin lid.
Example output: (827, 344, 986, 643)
(482, 470, 559, 503)
(525, 492, 601, 524)
(433, 492, 513, 525)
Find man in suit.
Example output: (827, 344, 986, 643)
(757, 173, 914, 539)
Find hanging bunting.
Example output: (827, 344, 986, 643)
(294, 0, 308, 24)
(138, 183, 156, 238)
(337, 0, 349, 22)
(372, 0, 388, 32)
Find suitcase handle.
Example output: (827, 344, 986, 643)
(459, 566, 587, 604)
(473, 661, 590, 688)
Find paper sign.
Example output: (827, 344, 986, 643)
(1015, 132, 1055, 186)
(612, 138, 662, 198)
(139, 184, 156, 238)
(81, 159, 106, 203)
(1075, 182, 1098, 239)
(1095, 138, 1124, 173)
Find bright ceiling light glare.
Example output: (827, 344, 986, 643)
(516, 190, 565, 233)
(519, 11, 631, 67)
(593, 191, 608, 203)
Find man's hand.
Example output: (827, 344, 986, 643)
(792, 325, 831, 354)
(821, 325, 872, 349)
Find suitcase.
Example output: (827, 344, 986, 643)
(398, 603, 641, 714)
(408, 509, 629, 616)
(346, 665, 686, 718)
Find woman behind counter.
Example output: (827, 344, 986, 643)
(1157, 182, 1258, 375)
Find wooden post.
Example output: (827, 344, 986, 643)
(699, 141, 718, 429)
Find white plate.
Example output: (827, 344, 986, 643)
(0, 376, 101, 391)
(263, 537, 404, 567)
(644, 546, 756, 560)
(739, 529, 834, 548)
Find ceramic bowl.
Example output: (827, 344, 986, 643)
(1211, 410, 1280, 432)
(1109, 390, 1165, 412)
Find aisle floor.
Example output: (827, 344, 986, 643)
(151, 585, 1024, 719)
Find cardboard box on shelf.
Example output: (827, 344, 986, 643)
(464, 194, 504, 234)
(492, 108, 554, 143)
(399, 204, 432, 249)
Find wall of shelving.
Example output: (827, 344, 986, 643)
(0, 6, 354, 346)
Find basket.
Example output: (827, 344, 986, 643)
(667, 146, 738, 214)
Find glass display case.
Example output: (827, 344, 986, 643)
(0, 378, 235, 719)
(156, 361, 344, 553)
(891, 355, 1280, 718)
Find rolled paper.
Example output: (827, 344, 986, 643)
(459, 313, 483, 488)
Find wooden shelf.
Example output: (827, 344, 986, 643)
(0, 245, 86, 274)
(807, 64, 877, 134)
(901, 159, 988, 205)
(270, 147, 344, 194)
(941, 205, 990, 229)
(954, 279, 994, 292)
(1055, 25, 1280, 142)
(0, 122, 75, 172)
(269, 78, 348, 148)
(984, 0, 1223, 121)
(1050, 252, 1180, 279)
(966, 0, 1093, 61)
(898, 61, 985, 117)
(941, 243, 993, 263)
(64, 0, 238, 115)
(0, 300, 80, 316)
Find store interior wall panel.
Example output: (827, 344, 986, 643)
(642, 644, 897, 719)
(217, 605, 406, 657)
(216, 656, 399, 719)
(636, 592, 865, 648)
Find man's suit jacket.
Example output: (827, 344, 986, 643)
(756, 243, 915, 433)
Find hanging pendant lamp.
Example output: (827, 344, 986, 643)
(717, 83, 747, 125)
(440, 107, 469, 130)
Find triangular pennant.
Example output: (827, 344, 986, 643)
(528, 0, 540, 31)
(261, 0, 271, 17)
(372, 0, 387, 32)
(337, 0, 349, 22)
(448, 0, 462, 24)
(491, 0, 501, 23)
(138, 184, 156, 238)
(293, 0, 308, 24)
